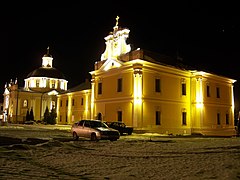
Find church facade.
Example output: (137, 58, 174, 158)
(57, 17, 236, 136)
(2, 47, 68, 123)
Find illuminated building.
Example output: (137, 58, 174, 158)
(56, 79, 91, 124)
(3, 17, 237, 136)
(88, 17, 236, 136)
(2, 47, 68, 123)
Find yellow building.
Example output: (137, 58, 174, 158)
(3, 47, 68, 123)
(56, 79, 91, 124)
(88, 17, 236, 136)
(3, 16, 237, 136)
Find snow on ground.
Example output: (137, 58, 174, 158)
(0, 124, 240, 180)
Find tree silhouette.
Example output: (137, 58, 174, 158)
(43, 106, 57, 125)
(49, 108, 57, 125)
(43, 106, 50, 124)
(26, 109, 30, 121)
(29, 108, 34, 121)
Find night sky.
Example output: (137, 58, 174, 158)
(2, 2, 240, 108)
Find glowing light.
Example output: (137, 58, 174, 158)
(196, 77, 203, 108)
(133, 71, 142, 104)
(91, 79, 95, 119)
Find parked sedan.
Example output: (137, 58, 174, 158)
(71, 119, 120, 141)
(106, 121, 133, 135)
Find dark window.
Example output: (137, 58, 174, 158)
(182, 112, 187, 125)
(217, 113, 221, 125)
(226, 113, 229, 125)
(216, 87, 220, 98)
(60, 115, 62, 122)
(182, 83, 186, 96)
(207, 85, 210, 97)
(156, 111, 161, 125)
(72, 99, 74, 106)
(117, 78, 122, 92)
(81, 98, 84, 106)
(155, 79, 161, 92)
(98, 82, 102, 95)
(66, 115, 68, 123)
(117, 111, 122, 122)
(66, 100, 68, 107)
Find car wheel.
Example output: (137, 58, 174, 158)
(128, 132, 132, 135)
(90, 133, 98, 141)
(110, 138, 117, 141)
(73, 132, 79, 141)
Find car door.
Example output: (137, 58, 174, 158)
(76, 120, 85, 137)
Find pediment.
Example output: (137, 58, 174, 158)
(47, 90, 59, 95)
(99, 58, 123, 71)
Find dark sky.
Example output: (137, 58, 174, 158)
(2, 1, 240, 107)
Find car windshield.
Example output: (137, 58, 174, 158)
(90, 121, 108, 128)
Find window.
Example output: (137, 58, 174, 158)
(226, 113, 229, 125)
(117, 78, 122, 92)
(207, 85, 210, 97)
(66, 100, 68, 107)
(81, 98, 84, 106)
(217, 113, 221, 125)
(156, 111, 161, 125)
(182, 83, 186, 96)
(52, 80, 55, 88)
(98, 82, 102, 95)
(155, 78, 161, 92)
(182, 111, 187, 125)
(36, 79, 40, 87)
(117, 111, 122, 122)
(60, 115, 62, 122)
(66, 115, 68, 123)
(23, 100, 28, 107)
(72, 99, 74, 106)
(216, 87, 220, 98)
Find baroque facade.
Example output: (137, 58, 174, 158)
(57, 17, 236, 136)
(2, 47, 68, 123)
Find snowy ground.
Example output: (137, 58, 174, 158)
(0, 124, 240, 180)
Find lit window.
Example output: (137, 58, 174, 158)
(36, 79, 40, 87)
(23, 100, 28, 107)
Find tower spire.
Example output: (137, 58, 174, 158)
(115, 16, 119, 26)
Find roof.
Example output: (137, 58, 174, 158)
(27, 67, 66, 79)
(65, 79, 91, 93)
(119, 48, 196, 71)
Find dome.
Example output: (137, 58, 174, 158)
(27, 67, 66, 79)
